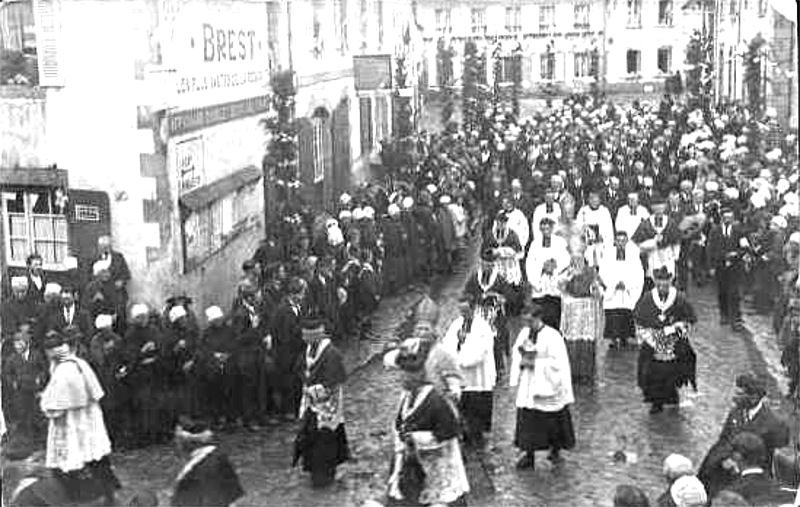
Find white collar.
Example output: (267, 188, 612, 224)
(477, 265, 498, 293)
(652, 287, 677, 314)
(740, 467, 765, 477)
(306, 338, 331, 372)
(400, 384, 433, 421)
(176, 446, 217, 483)
(747, 400, 764, 421)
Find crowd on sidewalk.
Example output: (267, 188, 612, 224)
(1, 89, 799, 506)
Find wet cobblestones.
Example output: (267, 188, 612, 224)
(101, 275, 798, 506)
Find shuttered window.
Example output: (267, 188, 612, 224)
(32, 0, 62, 86)
(311, 115, 332, 183)
(359, 97, 372, 156)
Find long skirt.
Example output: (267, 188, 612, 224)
(532, 295, 562, 330)
(639, 359, 680, 406)
(295, 412, 350, 487)
(561, 296, 603, 383)
(603, 309, 635, 340)
(460, 391, 493, 434)
(514, 407, 576, 452)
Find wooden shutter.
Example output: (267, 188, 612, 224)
(33, 0, 63, 86)
(321, 117, 332, 183)
(359, 97, 372, 155)
(331, 98, 351, 200)
(297, 118, 314, 184)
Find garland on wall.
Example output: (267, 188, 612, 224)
(261, 70, 299, 222)
(744, 34, 767, 117)
(462, 39, 480, 135)
(684, 29, 714, 110)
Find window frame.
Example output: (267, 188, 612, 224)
(505, 6, 522, 33)
(657, 0, 673, 25)
(626, 49, 642, 75)
(539, 5, 556, 32)
(573, 51, 591, 77)
(627, 0, 643, 27)
(574, 3, 590, 29)
(435, 8, 451, 33)
(657, 46, 672, 74)
(470, 7, 486, 35)
(2, 187, 69, 269)
(540, 52, 556, 80)
(312, 117, 325, 183)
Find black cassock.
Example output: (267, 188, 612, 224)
(172, 446, 244, 507)
(634, 289, 697, 406)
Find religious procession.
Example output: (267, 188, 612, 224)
(1, 0, 799, 501)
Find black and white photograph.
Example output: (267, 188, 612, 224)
(0, 0, 798, 504)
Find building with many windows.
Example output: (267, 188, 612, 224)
(0, 0, 420, 310)
(419, 0, 699, 97)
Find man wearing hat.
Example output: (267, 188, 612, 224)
(269, 277, 307, 422)
(230, 279, 269, 430)
(698, 373, 790, 497)
(293, 319, 349, 488)
(2, 320, 47, 457)
(634, 267, 698, 414)
(706, 205, 747, 331)
(2, 277, 37, 349)
(384, 337, 469, 506)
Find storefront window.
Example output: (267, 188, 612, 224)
(2, 188, 68, 267)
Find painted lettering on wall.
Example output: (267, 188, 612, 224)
(202, 24, 257, 62)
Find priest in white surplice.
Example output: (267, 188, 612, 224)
(599, 230, 644, 348)
(525, 218, 569, 329)
(531, 191, 562, 244)
(576, 188, 615, 267)
(615, 191, 650, 239)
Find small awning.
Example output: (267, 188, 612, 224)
(179, 165, 261, 212)
(0, 167, 69, 188)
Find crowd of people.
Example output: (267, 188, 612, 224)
(1, 90, 798, 506)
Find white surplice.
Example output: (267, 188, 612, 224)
(506, 208, 531, 255)
(615, 205, 650, 239)
(525, 235, 570, 299)
(509, 326, 574, 411)
(531, 203, 562, 243)
(599, 242, 645, 311)
(442, 315, 496, 391)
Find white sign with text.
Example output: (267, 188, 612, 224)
(161, 0, 272, 109)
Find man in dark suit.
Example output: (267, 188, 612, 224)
(23, 253, 46, 308)
(38, 286, 92, 345)
(510, 178, 534, 219)
(269, 278, 306, 421)
(706, 206, 746, 331)
(95, 235, 131, 332)
(721, 432, 795, 505)
(230, 279, 269, 430)
(698, 373, 790, 498)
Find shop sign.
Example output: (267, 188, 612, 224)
(353, 55, 392, 91)
(161, 0, 273, 108)
(175, 137, 204, 194)
(167, 95, 271, 137)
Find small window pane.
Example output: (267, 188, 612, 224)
(33, 216, 55, 239)
(10, 239, 29, 262)
(5, 193, 24, 213)
(9, 215, 28, 237)
(54, 216, 67, 240)
(31, 191, 51, 214)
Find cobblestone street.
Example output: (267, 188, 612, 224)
(99, 254, 798, 507)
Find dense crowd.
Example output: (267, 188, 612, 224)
(1, 90, 799, 506)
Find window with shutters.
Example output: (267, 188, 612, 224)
(374, 94, 390, 144)
(435, 8, 451, 33)
(626, 49, 641, 74)
(574, 4, 590, 29)
(657, 47, 672, 73)
(627, 0, 642, 27)
(2, 188, 68, 268)
(658, 0, 673, 25)
(574, 51, 592, 77)
(505, 7, 521, 33)
(499, 56, 521, 84)
(539, 5, 556, 31)
(359, 97, 373, 155)
(540, 53, 556, 80)
(0, 0, 38, 85)
(32, 0, 62, 86)
(471, 8, 486, 34)
(334, 0, 348, 54)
